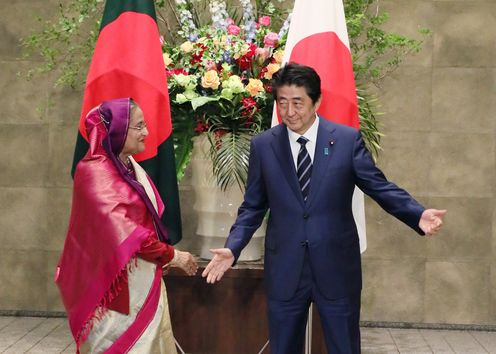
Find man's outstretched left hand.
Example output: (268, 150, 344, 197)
(419, 209, 447, 236)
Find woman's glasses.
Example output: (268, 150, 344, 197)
(128, 121, 147, 131)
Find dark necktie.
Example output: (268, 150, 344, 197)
(297, 136, 312, 201)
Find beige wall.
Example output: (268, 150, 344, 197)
(0, 0, 494, 325)
(360, 0, 496, 325)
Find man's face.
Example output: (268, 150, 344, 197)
(276, 85, 321, 135)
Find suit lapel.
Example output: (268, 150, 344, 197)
(306, 118, 337, 208)
(270, 125, 304, 205)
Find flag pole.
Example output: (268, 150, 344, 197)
(305, 303, 313, 354)
(257, 340, 270, 354)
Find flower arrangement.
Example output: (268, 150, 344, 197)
(163, 0, 291, 190)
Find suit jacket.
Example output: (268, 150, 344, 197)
(225, 117, 425, 301)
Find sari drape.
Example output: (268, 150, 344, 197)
(80, 159, 176, 354)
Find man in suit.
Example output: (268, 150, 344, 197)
(202, 63, 446, 354)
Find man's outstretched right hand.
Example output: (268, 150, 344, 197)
(202, 248, 235, 284)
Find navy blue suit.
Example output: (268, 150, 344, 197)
(225, 117, 424, 353)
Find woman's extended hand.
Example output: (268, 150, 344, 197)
(169, 250, 198, 276)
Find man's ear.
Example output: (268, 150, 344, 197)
(314, 96, 322, 111)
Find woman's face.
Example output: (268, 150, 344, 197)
(121, 106, 148, 156)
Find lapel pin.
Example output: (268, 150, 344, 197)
(324, 147, 329, 155)
(329, 140, 335, 146)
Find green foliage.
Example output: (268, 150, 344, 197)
(21, 0, 103, 88)
(356, 86, 383, 160)
(208, 131, 252, 191)
(170, 104, 197, 181)
(344, 0, 430, 160)
(345, 0, 430, 85)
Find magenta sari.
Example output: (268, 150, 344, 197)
(56, 98, 176, 353)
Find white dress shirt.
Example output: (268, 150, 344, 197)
(287, 114, 319, 169)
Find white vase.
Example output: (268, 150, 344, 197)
(191, 135, 265, 261)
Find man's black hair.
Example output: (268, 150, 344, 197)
(271, 63, 322, 104)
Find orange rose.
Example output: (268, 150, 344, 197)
(201, 70, 221, 90)
(180, 41, 193, 53)
(162, 53, 173, 67)
(273, 50, 284, 64)
(246, 79, 264, 96)
(263, 63, 281, 79)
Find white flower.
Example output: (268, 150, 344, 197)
(175, 93, 188, 104)
(174, 74, 191, 87)
(209, 1, 229, 29)
(278, 13, 292, 38)
(224, 75, 245, 94)
(221, 88, 234, 100)
(184, 90, 198, 100)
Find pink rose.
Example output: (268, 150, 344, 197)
(227, 24, 241, 35)
(263, 32, 279, 48)
(255, 47, 269, 64)
(227, 18, 235, 25)
(258, 16, 271, 27)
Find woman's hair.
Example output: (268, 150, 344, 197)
(129, 99, 139, 117)
(271, 63, 322, 104)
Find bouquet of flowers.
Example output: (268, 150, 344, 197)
(163, 0, 291, 190)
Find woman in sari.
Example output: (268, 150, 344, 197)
(56, 98, 197, 353)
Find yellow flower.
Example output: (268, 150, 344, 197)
(201, 70, 221, 90)
(180, 41, 193, 53)
(246, 79, 264, 96)
(273, 50, 284, 64)
(162, 53, 173, 67)
(264, 63, 281, 79)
